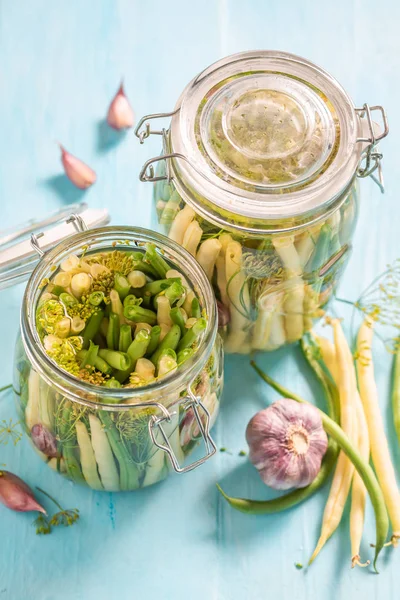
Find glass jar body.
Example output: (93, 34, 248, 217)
(14, 226, 223, 491)
(152, 164, 359, 353)
(14, 334, 223, 491)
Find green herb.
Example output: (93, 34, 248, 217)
(0, 419, 22, 446)
(33, 513, 52, 535)
(36, 487, 80, 531)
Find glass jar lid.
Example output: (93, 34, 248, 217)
(0, 203, 110, 290)
(137, 51, 388, 233)
(191, 66, 339, 192)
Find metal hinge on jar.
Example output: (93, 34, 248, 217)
(135, 110, 194, 184)
(0, 203, 110, 290)
(148, 387, 217, 473)
(355, 104, 389, 193)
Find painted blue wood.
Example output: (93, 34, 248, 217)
(0, 1, 399, 598)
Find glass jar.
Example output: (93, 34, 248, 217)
(12, 224, 223, 492)
(136, 50, 388, 354)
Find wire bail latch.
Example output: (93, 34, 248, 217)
(148, 388, 217, 473)
(355, 104, 389, 193)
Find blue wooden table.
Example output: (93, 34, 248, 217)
(1, 1, 399, 598)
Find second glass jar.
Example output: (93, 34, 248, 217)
(137, 50, 388, 354)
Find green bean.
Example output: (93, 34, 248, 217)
(98, 411, 139, 491)
(127, 329, 150, 363)
(80, 341, 99, 368)
(114, 329, 150, 383)
(58, 401, 85, 485)
(131, 252, 159, 278)
(143, 243, 170, 278)
(249, 361, 389, 572)
(164, 281, 185, 306)
(392, 345, 400, 446)
(124, 294, 142, 308)
(218, 440, 339, 514)
(98, 349, 132, 371)
(191, 297, 201, 318)
(158, 348, 177, 363)
(176, 318, 206, 352)
(170, 307, 186, 336)
(93, 355, 113, 376)
(123, 304, 157, 325)
(103, 378, 122, 389)
(88, 291, 105, 306)
(177, 347, 194, 364)
(306, 224, 332, 296)
(145, 326, 161, 356)
(93, 332, 106, 349)
(51, 285, 65, 296)
(107, 313, 120, 350)
(150, 324, 181, 365)
(114, 273, 131, 301)
(300, 333, 340, 422)
(81, 309, 105, 349)
(59, 292, 78, 309)
(143, 278, 179, 298)
(119, 324, 132, 353)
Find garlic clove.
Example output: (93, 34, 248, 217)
(60, 145, 97, 189)
(107, 83, 134, 130)
(246, 398, 328, 491)
(31, 424, 59, 458)
(0, 470, 46, 514)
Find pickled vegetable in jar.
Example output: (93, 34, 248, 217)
(11, 223, 223, 491)
(137, 50, 388, 354)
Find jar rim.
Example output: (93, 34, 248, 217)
(168, 50, 361, 229)
(20, 226, 218, 411)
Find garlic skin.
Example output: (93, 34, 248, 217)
(246, 399, 328, 490)
(31, 424, 58, 458)
(60, 145, 97, 189)
(0, 470, 46, 514)
(107, 83, 134, 130)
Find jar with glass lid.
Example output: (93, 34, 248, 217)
(2, 205, 223, 492)
(136, 50, 389, 354)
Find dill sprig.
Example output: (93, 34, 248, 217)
(115, 409, 156, 463)
(0, 419, 23, 446)
(338, 258, 400, 352)
(35, 487, 80, 533)
(87, 250, 135, 276)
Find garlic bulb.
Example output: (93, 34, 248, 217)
(246, 398, 328, 490)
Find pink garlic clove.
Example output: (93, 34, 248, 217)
(0, 470, 46, 514)
(31, 424, 58, 458)
(107, 83, 134, 130)
(60, 145, 97, 189)
(246, 398, 328, 490)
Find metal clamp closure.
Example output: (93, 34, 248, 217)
(30, 213, 89, 257)
(134, 110, 180, 144)
(148, 388, 217, 473)
(355, 104, 389, 193)
(139, 152, 189, 183)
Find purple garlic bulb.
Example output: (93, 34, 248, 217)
(31, 424, 58, 457)
(246, 399, 328, 490)
(0, 470, 46, 513)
